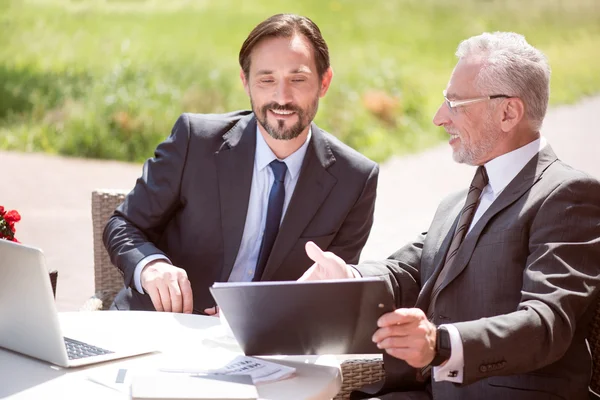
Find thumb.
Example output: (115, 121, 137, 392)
(305, 241, 347, 270)
(305, 241, 330, 266)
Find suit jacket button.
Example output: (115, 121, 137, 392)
(479, 365, 488, 373)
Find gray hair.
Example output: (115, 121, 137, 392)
(456, 32, 551, 132)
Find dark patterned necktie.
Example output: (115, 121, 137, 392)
(253, 160, 288, 281)
(428, 166, 489, 315)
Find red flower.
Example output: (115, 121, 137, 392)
(4, 210, 21, 224)
(0, 206, 20, 243)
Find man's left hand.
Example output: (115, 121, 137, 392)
(372, 308, 437, 368)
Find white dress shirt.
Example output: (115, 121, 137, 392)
(132, 127, 311, 292)
(434, 136, 547, 382)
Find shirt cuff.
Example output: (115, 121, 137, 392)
(133, 255, 172, 294)
(433, 324, 464, 383)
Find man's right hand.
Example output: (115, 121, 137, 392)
(298, 241, 360, 281)
(141, 260, 193, 314)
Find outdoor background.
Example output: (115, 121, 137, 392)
(2, 0, 600, 162)
(1, 0, 600, 311)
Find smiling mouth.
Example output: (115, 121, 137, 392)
(270, 109, 296, 117)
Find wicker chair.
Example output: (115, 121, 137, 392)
(335, 356, 384, 400)
(337, 299, 600, 400)
(588, 299, 600, 396)
(80, 189, 128, 311)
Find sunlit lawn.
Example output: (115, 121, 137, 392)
(1, 0, 599, 162)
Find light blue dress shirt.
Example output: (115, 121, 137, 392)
(133, 126, 311, 291)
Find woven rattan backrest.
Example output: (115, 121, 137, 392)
(589, 299, 600, 394)
(91, 189, 128, 301)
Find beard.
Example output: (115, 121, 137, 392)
(452, 109, 502, 166)
(251, 96, 319, 141)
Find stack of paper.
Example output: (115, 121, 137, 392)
(162, 355, 296, 384)
(199, 355, 295, 384)
(87, 355, 296, 397)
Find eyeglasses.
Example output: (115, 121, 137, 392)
(443, 90, 511, 111)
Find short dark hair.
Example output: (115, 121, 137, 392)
(239, 14, 330, 79)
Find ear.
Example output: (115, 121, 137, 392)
(240, 69, 250, 97)
(500, 97, 525, 132)
(318, 67, 334, 98)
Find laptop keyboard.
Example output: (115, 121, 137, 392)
(64, 337, 115, 360)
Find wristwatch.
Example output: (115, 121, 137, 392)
(429, 326, 451, 366)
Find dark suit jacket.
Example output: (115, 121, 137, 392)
(354, 145, 600, 400)
(104, 111, 379, 313)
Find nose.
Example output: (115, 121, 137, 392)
(432, 101, 450, 127)
(274, 80, 293, 105)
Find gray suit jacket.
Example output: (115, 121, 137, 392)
(355, 146, 600, 400)
(104, 111, 379, 313)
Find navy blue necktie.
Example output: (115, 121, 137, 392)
(253, 160, 287, 281)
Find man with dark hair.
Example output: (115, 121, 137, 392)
(300, 32, 600, 399)
(104, 14, 379, 315)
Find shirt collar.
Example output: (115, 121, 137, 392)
(255, 126, 311, 180)
(483, 136, 547, 196)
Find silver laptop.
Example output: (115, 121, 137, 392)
(0, 239, 156, 367)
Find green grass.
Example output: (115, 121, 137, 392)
(1, 0, 600, 162)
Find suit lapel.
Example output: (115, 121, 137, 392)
(216, 114, 257, 281)
(261, 123, 337, 280)
(415, 199, 463, 311)
(430, 145, 559, 296)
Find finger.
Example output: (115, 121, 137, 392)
(204, 307, 217, 315)
(156, 282, 172, 312)
(168, 279, 183, 313)
(376, 334, 420, 350)
(377, 334, 434, 364)
(305, 241, 343, 268)
(305, 241, 328, 264)
(179, 276, 193, 314)
(378, 308, 425, 328)
(147, 286, 164, 312)
(372, 324, 414, 343)
(384, 348, 427, 368)
(305, 242, 350, 279)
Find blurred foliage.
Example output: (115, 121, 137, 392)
(1, 0, 600, 162)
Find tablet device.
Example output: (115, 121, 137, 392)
(209, 278, 395, 355)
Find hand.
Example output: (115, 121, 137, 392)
(298, 241, 358, 281)
(141, 260, 193, 314)
(204, 306, 220, 317)
(372, 308, 437, 368)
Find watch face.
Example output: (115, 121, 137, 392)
(438, 327, 451, 352)
(429, 327, 451, 367)
(435, 327, 451, 363)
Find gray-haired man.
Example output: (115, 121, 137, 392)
(301, 32, 600, 399)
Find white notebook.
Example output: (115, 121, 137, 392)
(130, 373, 258, 400)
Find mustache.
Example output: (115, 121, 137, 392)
(262, 103, 302, 114)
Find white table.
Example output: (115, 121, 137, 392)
(0, 311, 341, 399)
